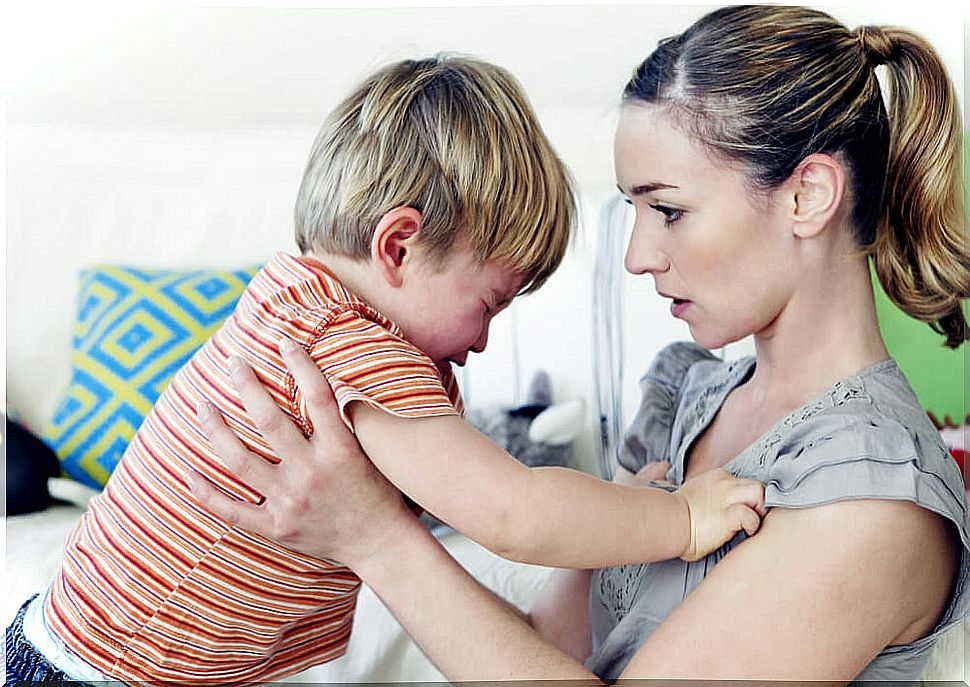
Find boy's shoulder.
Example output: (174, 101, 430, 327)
(243, 252, 400, 335)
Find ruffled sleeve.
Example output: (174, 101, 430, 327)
(765, 413, 970, 635)
(617, 342, 717, 474)
(765, 414, 967, 525)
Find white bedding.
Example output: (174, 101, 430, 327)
(3, 483, 553, 683)
(4, 480, 964, 682)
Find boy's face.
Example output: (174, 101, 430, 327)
(397, 242, 524, 374)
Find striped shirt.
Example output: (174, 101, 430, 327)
(45, 252, 462, 685)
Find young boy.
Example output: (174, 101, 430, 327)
(8, 55, 764, 685)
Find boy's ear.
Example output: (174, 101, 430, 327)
(371, 206, 423, 287)
(786, 153, 846, 239)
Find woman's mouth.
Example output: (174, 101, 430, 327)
(670, 299, 692, 318)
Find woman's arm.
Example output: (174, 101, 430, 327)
(349, 512, 601, 682)
(187, 345, 954, 681)
(229, 341, 764, 568)
(618, 497, 957, 680)
(188, 370, 602, 681)
(192, 415, 954, 682)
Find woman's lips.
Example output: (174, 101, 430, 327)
(670, 299, 692, 318)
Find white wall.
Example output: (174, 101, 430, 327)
(5, 3, 965, 475)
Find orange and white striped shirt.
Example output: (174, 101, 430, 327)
(45, 252, 462, 685)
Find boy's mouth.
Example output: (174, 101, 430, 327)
(438, 354, 468, 371)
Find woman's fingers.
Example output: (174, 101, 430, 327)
(228, 355, 309, 458)
(185, 469, 270, 532)
(278, 337, 350, 446)
(613, 461, 672, 486)
(197, 401, 278, 493)
(636, 461, 672, 482)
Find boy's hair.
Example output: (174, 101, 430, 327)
(295, 54, 575, 294)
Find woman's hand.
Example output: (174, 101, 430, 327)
(185, 339, 411, 566)
(612, 461, 674, 489)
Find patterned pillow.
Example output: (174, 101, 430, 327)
(43, 264, 259, 488)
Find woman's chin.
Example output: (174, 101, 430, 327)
(687, 325, 746, 352)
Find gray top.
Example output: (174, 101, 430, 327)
(586, 342, 970, 681)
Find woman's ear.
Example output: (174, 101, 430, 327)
(371, 206, 423, 287)
(787, 153, 846, 239)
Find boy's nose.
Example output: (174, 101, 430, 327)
(470, 326, 490, 354)
(624, 224, 670, 275)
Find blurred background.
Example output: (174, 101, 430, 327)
(5, 2, 966, 476)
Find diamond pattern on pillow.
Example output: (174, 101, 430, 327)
(43, 264, 259, 488)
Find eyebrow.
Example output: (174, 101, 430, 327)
(616, 182, 678, 196)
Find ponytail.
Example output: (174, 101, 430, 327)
(625, 6, 968, 349)
(861, 25, 969, 348)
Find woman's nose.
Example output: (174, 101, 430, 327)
(624, 224, 670, 275)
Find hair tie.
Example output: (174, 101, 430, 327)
(856, 25, 893, 66)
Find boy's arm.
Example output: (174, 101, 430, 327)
(349, 401, 763, 568)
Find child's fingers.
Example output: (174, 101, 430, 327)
(196, 401, 278, 493)
(278, 337, 350, 446)
(227, 354, 309, 459)
(728, 502, 762, 537)
(185, 469, 269, 531)
(731, 479, 766, 516)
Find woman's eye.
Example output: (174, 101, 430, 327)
(649, 203, 683, 226)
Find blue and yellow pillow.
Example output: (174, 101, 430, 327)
(43, 264, 259, 488)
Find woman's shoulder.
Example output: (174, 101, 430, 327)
(763, 358, 954, 472)
(753, 359, 970, 666)
(754, 357, 967, 549)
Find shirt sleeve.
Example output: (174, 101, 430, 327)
(302, 305, 460, 432)
(617, 341, 717, 474)
(764, 413, 970, 639)
(765, 414, 964, 516)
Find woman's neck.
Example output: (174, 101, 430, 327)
(744, 254, 890, 412)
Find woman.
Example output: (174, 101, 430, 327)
(189, 5, 969, 681)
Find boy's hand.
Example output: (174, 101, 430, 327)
(675, 469, 766, 562)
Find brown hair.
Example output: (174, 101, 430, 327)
(295, 54, 575, 294)
(624, 5, 968, 347)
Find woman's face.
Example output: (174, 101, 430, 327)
(614, 103, 796, 349)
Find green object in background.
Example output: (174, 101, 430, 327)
(872, 129, 968, 425)
(873, 270, 967, 425)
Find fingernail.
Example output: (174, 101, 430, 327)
(196, 401, 212, 420)
(228, 356, 244, 375)
(279, 337, 298, 354)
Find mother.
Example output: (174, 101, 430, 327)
(190, 5, 969, 681)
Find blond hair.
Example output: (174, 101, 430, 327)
(295, 54, 575, 294)
(624, 5, 968, 347)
